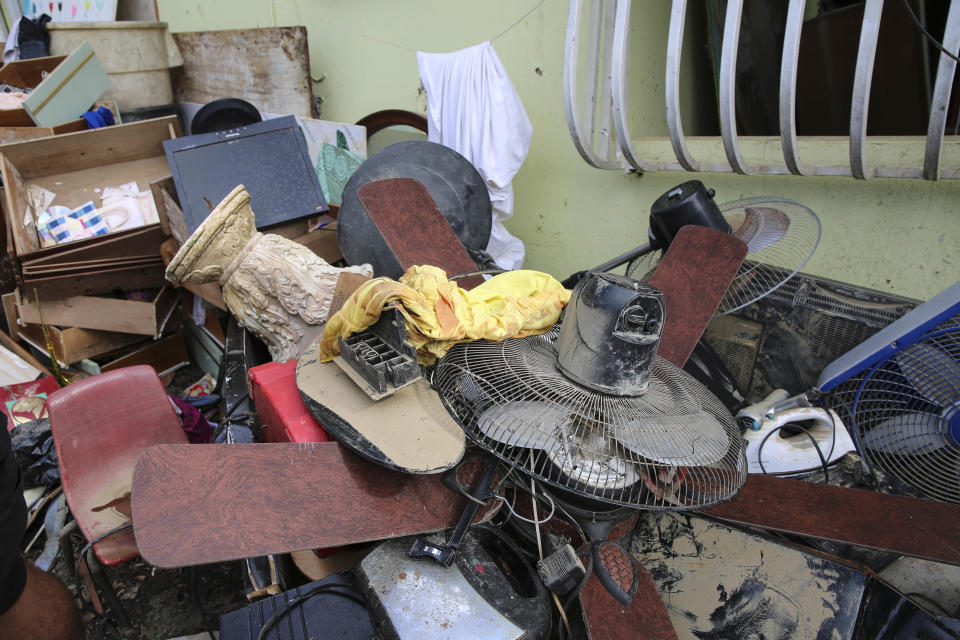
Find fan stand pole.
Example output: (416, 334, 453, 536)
(409, 458, 499, 567)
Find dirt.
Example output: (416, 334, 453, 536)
(26, 535, 249, 639)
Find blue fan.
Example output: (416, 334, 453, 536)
(817, 282, 960, 503)
(843, 323, 960, 503)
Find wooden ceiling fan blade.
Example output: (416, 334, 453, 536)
(648, 225, 747, 367)
(700, 474, 960, 566)
(131, 443, 488, 567)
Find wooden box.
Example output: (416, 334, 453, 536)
(2, 293, 147, 366)
(21, 42, 110, 127)
(0, 54, 90, 143)
(15, 286, 179, 338)
(0, 55, 67, 128)
(0, 116, 181, 297)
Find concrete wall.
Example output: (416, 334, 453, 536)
(157, 0, 958, 300)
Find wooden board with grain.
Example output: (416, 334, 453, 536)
(357, 178, 483, 289)
(131, 442, 491, 567)
(702, 474, 960, 566)
(172, 27, 314, 118)
(648, 226, 747, 367)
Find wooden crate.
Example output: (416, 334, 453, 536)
(0, 116, 181, 296)
(2, 292, 146, 366)
(16, 286, 179, 338)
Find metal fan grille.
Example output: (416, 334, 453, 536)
(627, 197, 821, 316)
(827, 317, 960, 504)
(432, 330, 747, 510)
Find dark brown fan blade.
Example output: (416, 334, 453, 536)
(701, 474, 960, 566)
(648, 225, 747, 367)
(580, 562, 679, 640)
(356, 177, 484, 289)
(131, 443, 493, 567)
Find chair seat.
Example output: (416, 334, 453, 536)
(48, 365, 188, 565)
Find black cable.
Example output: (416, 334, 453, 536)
(901, 0, 960, 63)
(556, 546, 595, 640)
(756, 423, 831, 484)
(188, 566, 217, 640)
(256, 584, 365, 640)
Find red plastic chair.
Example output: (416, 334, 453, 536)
(48, 365, 187, 635)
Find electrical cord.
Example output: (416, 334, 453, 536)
(756, 422, 831, 484)
(74, 522, 135, 604)
(188, 566, 217, 640)
(256, 584, 366, 640)
(556, 547, 595, 640)
(901, 0, 960, 63)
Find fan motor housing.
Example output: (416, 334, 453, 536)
(649, 180, 731, 248)
(556, 272, 664, 396)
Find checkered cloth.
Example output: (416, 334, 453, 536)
(41, 201, 110, 244)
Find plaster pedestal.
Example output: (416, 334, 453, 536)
(166, 185, 371, 361)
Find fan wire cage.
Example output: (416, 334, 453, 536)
(628, 196, 821, 316)
(827, 314, 960, 504)
(432, 328, 747, 510)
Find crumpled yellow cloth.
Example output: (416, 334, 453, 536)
(319, 265, 570, 365)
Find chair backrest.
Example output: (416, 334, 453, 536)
(48, 365, 187, 560)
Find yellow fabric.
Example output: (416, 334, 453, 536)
(319, 265, 570, 365)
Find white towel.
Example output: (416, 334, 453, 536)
(417, 41, 533, 270)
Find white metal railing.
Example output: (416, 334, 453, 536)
(564, 0, 960, 180)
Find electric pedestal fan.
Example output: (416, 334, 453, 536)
(827, 314, 960, 504)
(432, 272, 747, 510)
(566, 180, 822, 316)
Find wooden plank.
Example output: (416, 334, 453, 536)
(131, 442, 492, 567)
(101, 332, 188, 376)
(0, 116, 179, 179)
(22, 263, 166, 298)
(648, 226, 747, 367)
(22, 222, 164, 266)
(0, 153, 39, 256)
(8, 296, 146, 366)
(701, 474, 960, 566)
(0, 119, 88, 145)
(17, 286, 178, 337)
(22, 258, 159, 275)
(580, 566, 678, 640)
(149, 175, 179, 238)
(357, 178, 483, 289)
(172, 27, 314, 118)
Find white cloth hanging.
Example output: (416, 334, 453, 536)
(417, 41, 533, 270)
(2, 20, 20, 64)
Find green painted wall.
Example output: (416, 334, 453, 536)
(157, 0, 958, 300)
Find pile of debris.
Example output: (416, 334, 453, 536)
(1, 14, 958, 640)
